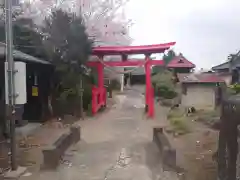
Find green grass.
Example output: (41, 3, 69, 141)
(168, 109, 190, 135)
(169, 117, 190, 135)
(167, 108, 185, 119)
(193, 109, 220, 128)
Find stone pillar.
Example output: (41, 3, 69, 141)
(120, 74, 124, 92)
(127, 73, 131, 87)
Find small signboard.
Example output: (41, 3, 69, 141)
(5, 62, 27, 105)
(32, 86, 38, 97)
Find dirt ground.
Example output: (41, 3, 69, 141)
(155, 106, 219, 180)
(15, 96, 118, 173)
(19, 90, 179, 180)
(3, 88, 219, 180)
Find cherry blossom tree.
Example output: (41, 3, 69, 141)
(22, 0, 133, 46)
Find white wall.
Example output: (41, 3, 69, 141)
(220, 75, 232, 86)
(181, 84, 216, 110)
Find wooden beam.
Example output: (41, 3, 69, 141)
(86, 60, 164, 67)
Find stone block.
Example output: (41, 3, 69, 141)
(153, 127, 176, 169)
(70, 125, 81, 143)
(4, 166, 26, 180)
(162, 147, 176, 169)
(42, 146, 60, 169)
(42, 125, 81, 170)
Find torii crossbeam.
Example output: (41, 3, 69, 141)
(87, 42, 176, 118)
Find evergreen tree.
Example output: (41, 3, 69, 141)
(42, 9, 93, 116)
(163, 50, 176, 66)
(0, 17, 46, 59)
(152, 50, 176, 74)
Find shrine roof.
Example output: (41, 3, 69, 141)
(92, 42, 176, 55)
(167, 55, 195, 68)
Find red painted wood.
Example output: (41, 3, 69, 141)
(92, 42, 176, 55)
(145, 56, 154, 118)
(91, 86, 106, 114)
(88, 58, 162, 118)
(91, 61, 107, 115)
(151, 60, 164, 66)
(97, 62, 104, 88)
(88, 42, 176, 118)
(87, 60, 164, 67)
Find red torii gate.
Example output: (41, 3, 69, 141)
(87, 42, 176, 118)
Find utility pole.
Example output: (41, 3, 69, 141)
(5, 0, 17, 170)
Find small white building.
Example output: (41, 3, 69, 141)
(177, 73, 225, 110)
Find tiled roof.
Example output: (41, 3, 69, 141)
(167, 55, 195, 68)
(215, 71, 231, 76)
(0, 42, 50, 64)
(177, 73, 224, 83)
(212, 61, 229, 71)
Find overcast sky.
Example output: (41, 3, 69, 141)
(125, 0, 240, 70)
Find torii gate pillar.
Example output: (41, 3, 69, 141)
(145, 54, 154, 118)
(97, 57, 104, 90)
(97, 56, 105, 106)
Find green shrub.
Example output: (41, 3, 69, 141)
(154, 85, 177, 99)
(86, 103, 92, 116)
(152, 70, 177, 99)
(83, 84, 92, 110)
(167, 109, 190, 135)
(228, 83, 240, 94)
(52, 73, 93, 117)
